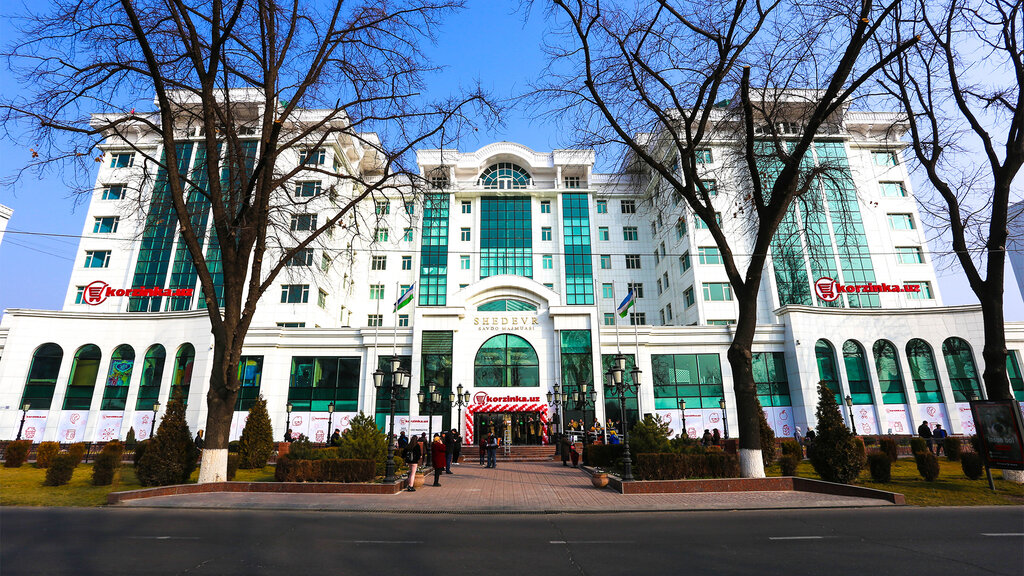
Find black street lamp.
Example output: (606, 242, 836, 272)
(16, 402, 30, 441)
(450, 384, 472, 438)
(417, 382, 442, 462)
(327, 402, 336, 443)
(844, 395, 856, 435)
(150, 401, 161, 438)
(609, 353, 640, 482)
(719, 397, 729, 439)
(547, 383, 568, 456)
(571, 382, 597, 466)
(678, 398, 687, 438)
(374, 357, 408, 483)
(286, 403, 293, 441)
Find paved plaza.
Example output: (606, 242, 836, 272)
(116, 461, 895, 512)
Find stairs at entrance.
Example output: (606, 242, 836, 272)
(462, 445, 555, 462)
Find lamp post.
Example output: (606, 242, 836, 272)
(16, 402, 30, 441)
(327, 402, 336, 444)
(547, 383, 567, 456)
(374, 357, 408, 483)
(286, 403, 293, 441)
(844, 395, 856, 435)
(609, 353, 640, 482)
(571, 382, 597, 466)
(150, 401, 161, 438)
(678, 398, 687, 438)
(451, 384, 471, 438)
(719, 397, 729, 439)
(417, 382, 441, 462)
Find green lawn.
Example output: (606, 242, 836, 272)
(766, 458, 1024, 506)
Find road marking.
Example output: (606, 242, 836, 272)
(128, 536, 201, 540)
(981, 533, 1024, 537)
(348, 541, 423, 544)
(769, 536, 824, 541)
(550, 540, 633, 544)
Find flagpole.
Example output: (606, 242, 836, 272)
(393, 281, 399, 362)
(634, 302, 642, 416)
(614, 281, 621, 354)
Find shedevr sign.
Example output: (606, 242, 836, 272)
(81, 280, 194, 306)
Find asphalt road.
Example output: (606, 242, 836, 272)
(3, 506, 1022, 575)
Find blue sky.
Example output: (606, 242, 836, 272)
(0, 1, 1020, 318)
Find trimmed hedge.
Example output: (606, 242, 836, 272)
(960, 452, 984, 480)
(92, 442, 124, 486)
(43, 453, 76, 486)
(779, 454, 799, 476)
(585, 444, 625, 468)
(879, 437, 898, 462)
(910, 437, 927, 455)
(68, 443, 87, 466)
(634, 452, 740, 480)
(227, 454, 240, 481)
(943, 437, 962, 462)
(915, 451, 940, 482)
(274, 456, 376, 483)
(4, 440, 31, 468)
(781, 440, 802, 460)
(867, 452, 891, 482)
(36, 442, 60, 468)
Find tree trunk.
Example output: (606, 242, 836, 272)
(197, 334, 241, 483)
(979, 287, 1012, 402)
(727, 294, 765, 478)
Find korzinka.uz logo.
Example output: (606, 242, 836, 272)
(814, 277, 921, 302)
(81, 281, 194, 305)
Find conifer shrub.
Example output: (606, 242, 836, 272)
(92, 441, 124, 486)
(628, 414, 672, 455)
(4, 440, 31, 467)
(914, 450, 940, 481)
(227, 453, 240, 481)
(809, 384, 863, 484)
(910, 437, 927, 455)
(867, 452, 891, 482)
(43, 453, 76, 486)
(943, 437, 962, 462)
(781, 439, 803, 460)
(969, 434, 983, 454)
(125, 427, 137, 451)
(68, 443, 87, 466)
(238, 396, 275, 469)
(960, 452, 984, 480)
(136, 399, 199, 486)
(35, 441, 60, 468)
(756, 405, 777, 468)
(779, 453, 800, 476)
(133, 440, 149, 467)
(852, 437, 867, 472)
(337, 412, 387, 475)
(879, 437, 898, 462)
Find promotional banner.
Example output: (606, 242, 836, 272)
(851, 405, 880, 435)
(94, 411, 124, 442)
(956, 403, 976, 435)
(917, 403, 951, 433)
(133, 411, 159, 441)
(654, 410, 681, 437)
(399, 416, 444, 437)
(763, 406, 795, 438)
(56, 410, 89, 443)
(229, 412, 249, 441)
(883, 405, 913, 435)
(285, 412, 361, 443)
(21, 411, 49, 443)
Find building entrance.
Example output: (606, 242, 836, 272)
(474, 412, 544, 445)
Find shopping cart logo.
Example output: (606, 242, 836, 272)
(814, 277, 840, 302)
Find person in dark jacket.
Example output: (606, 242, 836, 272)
(431, 434, 447, 486)
(701, 429, 713, 447)
(486, 432, 499, 468)
(918, 421, 934, 454)
(330, 428, 341, 447)
(932, 424, 947, 456)
(712, 428, 721, 446)
(448, 429, 462, 469)
(403, 438, 421, 492)
(284, 428, 293, 443)
(560, 435, 571, 466)
(194, 430, 204, 450)
(443, 431, 456, 473)
(397, 431, 409, 452)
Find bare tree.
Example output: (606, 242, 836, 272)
(531, 0, 915, 476)
(2, 0, 491, 482)
(879, 0, 1022, 403)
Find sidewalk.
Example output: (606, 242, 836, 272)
(115, 461, 897, 513)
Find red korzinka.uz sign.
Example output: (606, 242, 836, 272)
(82, 280, 193, 306)
(814, 277, 921, 302)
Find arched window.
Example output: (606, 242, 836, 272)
(477, 299, 538, 312)
(474, 334, 539, 387)
(479, 162, 531, 189)
(842, 340, 874, 404)
(63, 344, 102, 410)
(872, 340, 907, 404)
(815, 339, 841, 404)
(942, 337, 982, 402)
(100, 344, 135, 410)
(906, 339, 943, 403)
(170, 343, 195, 406)
(136, 345, 166, 410)
(20, 343, 63, 410)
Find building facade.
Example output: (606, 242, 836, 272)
(2, 100, 1023, 445)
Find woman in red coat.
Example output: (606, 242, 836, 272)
(431, 434, 447, 487)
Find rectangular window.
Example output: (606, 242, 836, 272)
(702, 282, 733, 301)
(906, 281, 934, 299)
(371, 255, 387, 270)
(92, 216, 119, 234)
(401, 255, 413, 270)
(75, 286, 86, 304)
(700, 179, 718, 196)
(880, 181, 907, 197)
(281, 284, 310, 303)
(462, 201, 472, 214)
(295, 181, 322, 198)
(896, 246, 924, 264)
(545, 283, 555, 290)
(888, 213, 915, 230)
(109, 152, 134, 168)
(623, 226, 639, 241)
(101, 184, 125, 200)
(291, 214, 317, 231)
(680, 252, 691, 273)
(604, 312, 615, 326)
(684, 287, 695, 307)
(370, 284, 385, 299)
(318, 289, 328, 309)
(651, 353, 724, 410)
(541, 227, 552, 241)
(542, 254, 553, 269)
(288, 356, 362, 413)
(398, 314, 410, 327)
(277, 322, 306, 328)
(540, 200, 551, 213)
(695, 149, 713, 164)
(666, 303, 673, 321)
(600, 255, 612, 269)
(564, 177, 580, 189)
(659, 242, 666, 257)
(660, 309, 666, 324)
(460, 228, 471, 241)
(375, 228, 389, 242)
(654, 250, 661, 266)
(460, 255, 471, 270)
(404, 227, 414, 242)
(368, 314, 383, 327)
(596, 200, 608, 214)
(602, 283, 613, 299)
(753, 352, 792, 407)
(375, 200, 390, 215)
(431, 176, 449, 189)
(287, 248, 314, 267)
(84, 250, 111, 268)
(625, 254, 641, 269)
(599, 227, 609, 241)
(299, 148, 325, 165)
(675, 218, 686, 239)
(629, 312, 646, 326)
(628, 282, 644, 298)
(872, 150, 897, 166)
(405, 201, 415, 215)
(321, 254, 332, 272)
(651, 221, 658, 235)
(698, 246, 722, 264)
(657, 279, 663, 296)
(620, 200, 636, 214)
(707, 319, 735, 326)
(695, 212, 722, 229)
(662, 272, 669, 289)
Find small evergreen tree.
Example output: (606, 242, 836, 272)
(237, 396, 275, 469)
(136, 399, 198, 486)
(125, 427, 137, 450)
(337, 412, 387, 475)
(809, 384, 863, 484)
(628, 413, 672, 454)
(756, 403, 777, 467)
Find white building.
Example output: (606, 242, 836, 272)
(2, 96, 1022, 445)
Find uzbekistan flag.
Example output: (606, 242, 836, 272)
(616, 288, 635, 318)
(394, 283, 415, 312)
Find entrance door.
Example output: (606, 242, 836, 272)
(474, 412, 543, 445)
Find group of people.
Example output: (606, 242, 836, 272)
(398, 429, 462, 491)
(918, 420, 949, 455)
(699, 428, 722, 447)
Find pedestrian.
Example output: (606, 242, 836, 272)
(479, 430, 487, 466)
(443, 430, 456, 473)
(431, 434, 447, 486)
(418, 433, 427, 463)
(451, 429, 462, 466)
(403, 437, 421, 492)
(194, 429, 204, 450)
(933, 424, 948, 456)
(330, 428, 341, 447)
(560, 434, 571, 466)
(918, 420, 934, 454)
(701, 429, 712, 447)
(397, 431, 409, 452)
(712, 428, 721, 446)
(569, 441, 579, 467)
(608, 432, 620, 445)
(805, 429, 816, 459)
(794, 426, 803, 445)
(486, 432, 499, 468)
(284, 428, 293, 443)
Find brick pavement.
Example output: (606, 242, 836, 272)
(117, 461, 895, 513)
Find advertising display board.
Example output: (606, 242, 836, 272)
(970, 400, 1024, 471)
